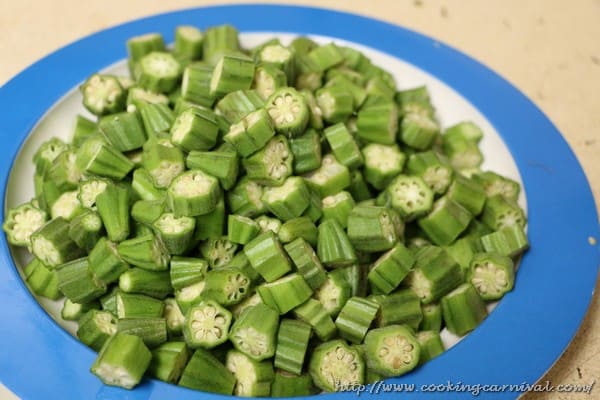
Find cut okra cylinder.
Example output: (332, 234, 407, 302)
(95, 183, 130, 242)
(137, 52, 182, 93)
(99, 111, 147, 152)
(441, 283, 488, 336)
(226, 177, 266, 218)
(262, 177, 310, 221)
(131, 169, 165, 202)
(419, 303, 442, 332)
(367, 243, 415, 294)
(284, 238, 326, 289)
(265, 87, 309, 137)
(210, 53, 256, 98)
(467, 252, 515, 300)
(309, 339, 364, 392)
(227, 350, 275, 397)
(202, 24, 240, 65)
(228, 214, 260, 245)
(230, 303, 279, 361)
(363, 325, 420, 378)
(194, 197, 226, 240)
(117, 233, 170, 271)
(271, 371, 315, 397)
(416, 331, 445, 365)
(356, 100, 398, 145)
(442, 135, 483, 171)
(31, 217, 84, 269)
(88, 237, 130, 285)
(293, 299, 337, 341)
(257, 273, 313, 314)
(116, 291, 164, 319)
(324, 123, 363, 169)
(446, 173, 487, 216)
(347, 205, 402, 253)
(253, 64, 288, 100)
(406, 246, 463, 304)
(77, 177, 110, 209)
(117, 317, 168, 348)
(244, 231, 292, 282)
(179, 348, 236, 394)
(201, 268, 251, 306)
(481, 195, 526, 231)
(76, 137, 134, 181)
(187, 149, 239, 190)
(313, 271, 352, 318)
(258, 43, 296, 83)
(3, 200, 48, 247)
(199, 237, 238, 269)
(152, 212, 196, 255)
(386, 175, 434, 221)
(141, 137, 185, 189)
(174, 25, 203, 62)
(223, 108, 275, 157)
(289, 129, 322, 174)
(148, 341, 191, 384)
(242, 135, 293, 186)
(77, 310, 117, 351)
(321, 191, 355, 229)
(119, 268, 172, 299)
(56, 258, 106, 304)
(472, 171, 521, 202)
(371, 289, 423, 330)
(400, 112, 439, 150)
(181, 63, 215, 107)
(216, 89, 265, 124)
(163, 297, 186, 336)
(170, 108, 219, 152)
(183, 300, 232, 348)
(274, 319, 311, 375)
(315, 85, 354, 124)
(33, 137, 69, 176)
(80, 74, 127, 116)
(131, 199, 165, 226)
(406, 150, 454, 195)
(480, 225, 529, 257)
(167, 169, 221, 217)
(334, 296, 379, 344)
(418, 196, 473, 246)
(23, 258, 62, 300)
(362, 143, 406, 190)
(278, 217, 318, 247)
(317, 219, 357, 268)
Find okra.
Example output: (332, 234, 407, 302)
(126, 86, 169, 110)
(356, 100, 398, 145)
(271, 371, 315, 397)
(442, 134, 483, 170)
(116, 291, 164, 318)
(174, 25, 203, 62)
(242, 135, 293, 186)
(467, 252, 515, 300)
(187, 149, 239, 190)
(480, 225, 529, 257)
(31, 217, 84, 269)
(95, 183, 130, 242)
(61, 298, 99, 321)
(210, 53, 255, 98)
(371, 289, 423, 330)
(201, 268, 251, 306)
(181, 63, 215, 107)
(199, 237, 238, 269)
(23, 257, 62, 300)
(418, 196, 473, 246)
(194, 197, 226, 240)
(184, 300, 232, 348)
(279, 217, 318, 247)
(77, 137, 134, 180)
(117, 233, 170, 271)
(327, 74, 367, 107)
(362, 143, 406, 190)
(309, 340, 364, 392)
(3, 200, 48, 247)
(80, 74, 126, 116)
(265, 87, 309, 137)
(202, 24, 240, 65)
(179, 347, 236, 394)
(216, 89, 265, 124)
(400, 112, 439, 150)
(255, 216, 282, 234)
(117, 317, 168, 348)
(163, 297, 186, 336)
(441, 283, 488, 336)
(481, 195, 526, 230)
(224, 108, 275, 157)
(303, 187, 324, 222)
(317, 219, 357, 268)
(152, 212, 196, 255)
(119, 268, 172, 299)
(227, 350, 276, 397)
(386, 175, 434, 220)
(167, 169, 220, 217)
(56, 257, 106, 303)
(99, 111, 146, 152)
(230, 303, 279, 361)
(171, 107, 219, 152)
(257, 273, 313, 314)
(335, 296, 379, 344)
(228, 214, 260, 244)
(324, 123, 363, 170)
(406, 246, 463, 304)
(420, 303, 443, 332)
(304, 154, 351, 197)
(244, 231, 292, 282)
(472, 171, 521, 202)
(321, 191, 354, 229)
(363, 325, 419, 377)
(253, 64, 287, 100)
(77, 310, 117, 351)
(50, 190, 83, 221)
(367, 243, 415, 294)
(313, 271, 352, 317)
(88, 237, 130, 285)
(407, 150, 453, 194)
(447, 173, 487, 216)
(137, 52, 181, 93)
(68, 209, 103, 252)
(347, 205, 402, 253)
(289, 129, 322, 174)
(306, 43, 344, 72)
(46, 149, 81, 193)
(315, 85, 354, 124)
(262, 177, 310, 221)
(274, 319, 311, 375)
(148, 341, 191, 383)
(168, 257, 208, 290)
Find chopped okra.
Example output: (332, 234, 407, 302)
(4, 25, 530, 395)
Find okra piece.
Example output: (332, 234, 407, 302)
(418, 196, 473, 246)
(279, 217, 318, 247)
(152, 212, 196, 255)
(167, 169, 220, 217)
(442, 134, 483, 170)
(257, 273, 313, 314)
(230, 291, 264, 318)
(284, 239, 325, 289)
(174, 25, 203, 62)
(367, 243, 415, 294)
(416, 330, 444, 365)
(203, 24, 240, 65)
(68, 209, 104, 252)
(169, 256, 208, 290)
(324, 123, 363, 169)
(334, 264, 368, 298)
(258, 43, 296, 83)
(227, 252, 262, 284)
(420, 303, 443, 332)
(481, 195, 526, 230)
(386, 175, 434, 220)
(46, 149, 82, 193)
(356, 100, 398, 145)
(271, 371, 315, 397)
(327, 74, 367, 107)
(400, 112, 439, 150)
(199, 236, 238, 268)
(23, 257, 61, 300)
(77, 310, 117, 351)
(313, 271, 352, 317)
(274, 319, 311, 375)
(179, 348, 236, 394)
(228, 214, 260, 244)
(117, 317, 168, 348)
(171, 107, 219, 152)
(116, 291, 165, 318)
(321, 191, 355, 229)
(76, 137, 134, 180)
(201, 268, 251, 306)
(176, 281, 207, 315)
(262, 177, 310, 221)
(347, 205, 402, 253)
(181, 63, 215, 107)
(406, 246, 463, 304)
(441, 283, 488, 336)
(142, 137, 185, 189)
(99, 287, 119, 316)
(31, 217, 84, 269)
(335, 297, 379, 344)
(148, 341, 191, 383)
(117, 233, 170, 271)
(444, 121, 483, 143)
(138, 102, 174, 138)
(306, 43, 344, 72)
(194, 197, 226, 240)
(395, 85, 434, 116)
(317, 219, 357, 268)
(187, 149, 239, 190)
(119, 268, 172, 299)
(127, 32, 165, 63)
(362, 143, 405, 190)
(131, 199, 165, 225)
(230, 303, 279, 361)
(137, 52, 182, 93)
(91, 332, 152, 389)
(244, 231, 292, 282)
(225, 350, 275, 397)
(303, 186, 324, 222)
(98, 111, 146, 152)
(33, 137, 69, 176)
(242, 135, 294, 186)
(61, 298, 99, 321)
(216, 89, 265, 124)
(407, 150, 453, 195)
(265, 87, 309, 137)
(72, 115, 97, 147)
(77, 177, 110, 209)
(3, 200, 48, 247)
(253, 63, 287, 100)
(472, 171, 521, 202)
(289, 129, 322, 174)
(50, 190, 83, 221)
(467, 252, 515, 300)
(292, 298, 337, 340)
(304, 154, 351, 197)
(184, 300, 232, 348)
(56, 257, 106, 303)
(126, 86, 170, 109)
(480, 225, 529, 257)
(447, 173, 487, 216)
(80, 74, 126, 116)
(309, 340, 364, 392)
(163, 297, 186, 336)
(315, 85, 354, 124)
(95, 183, 130, 242)
(224, 108, 275, 157)
(371, 289, 423, 330)
(129, 170, 161, 202)
(88, 237, 130, 285)
(210, 53, 255, 98)
(363, 325, 420, 377)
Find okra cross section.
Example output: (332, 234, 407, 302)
(257, 273, 313, 314)
(167, 169, 221, 217)
(201, 268, 251, 306)
(308, 339, 365, 392)
(2, 200, 47, 247)
(317, 219, 357, 268)
(441, 283, 488, 336)
(265, 87, 309, 137)
(334, 296, 379, 344)
(347, 205, 402, 253)
(226, 349, 275, 397)
(183, 300, 232, 348)
(363, 325, 420, 377)
(261, 176, 310, 221)
(242, 135, 293, 186)
(230, 303, 279, 361)
(466, 252, 515, 300)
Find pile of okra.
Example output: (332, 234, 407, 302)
(3, 24, 529, 395)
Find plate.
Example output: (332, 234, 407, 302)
(0, 4, 598, 399)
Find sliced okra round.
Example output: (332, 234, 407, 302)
(167, 169, 221, 217)
(363, 325, 420, 377)
(466, 252, 515, 300)
(184, 300, 232, 348)
(2, 200, 48, 247)
(386, 175, 434, 220)
(80, 74, 126, 116)
(230, 303, 279, 361)
(242, 135, 293, 186)
(137, 51, 182, 93)
(199, 236, 238, 269)
(308, 339, 365, 392)
(265, 87, 309, 137)
(201, 268, 251, 306)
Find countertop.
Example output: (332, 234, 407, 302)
(0, 0, 598, 399)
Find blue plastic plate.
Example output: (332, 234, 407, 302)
(0, 5, 598, 399)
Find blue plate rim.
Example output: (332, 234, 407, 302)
(0, 4, 599, 400)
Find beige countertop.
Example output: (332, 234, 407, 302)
(0, 0, 598, 399)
